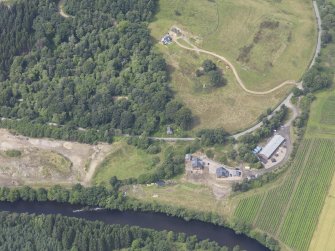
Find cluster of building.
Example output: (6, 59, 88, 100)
(185, 154, 242, 178)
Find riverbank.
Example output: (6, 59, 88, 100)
(0, 200, 269, 251)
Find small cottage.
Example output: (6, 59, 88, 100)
(216, 167, 230, 178)
(192, 158, 204, 170)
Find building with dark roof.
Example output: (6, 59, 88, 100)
(162, 34, 172, 45)
(192, 158, 204, 169)
(216, 167, 242, 178)
(216, 167, 230, 178)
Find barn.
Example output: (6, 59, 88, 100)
(259, 134, 285, 159)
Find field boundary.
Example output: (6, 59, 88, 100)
(275, 139, 315, 237)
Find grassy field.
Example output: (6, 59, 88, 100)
(126, 180, 232, 217)
(306, 88, 335, 138)
(93, 142, 160, 185)
(126, 86, 335, 250)
(151, 0, 316, 91)
(308, 175, 335, 251)
(158, 42, 291, 133)
(232, 83, 335, 250)
(320, 96, 335, 125)
(234, 194, 264, 224)
(233, 138, 335, 251)
(150, 0, 315, 132)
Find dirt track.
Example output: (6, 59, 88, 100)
(173, 1, 321, 95)
(0, 129, 111, 186)
(174, 38, 297, 95)
(58, 0, 73, 18)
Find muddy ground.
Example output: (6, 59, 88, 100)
(0, 129, 112, 187)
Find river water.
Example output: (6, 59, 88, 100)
(0, 201, 269, 251)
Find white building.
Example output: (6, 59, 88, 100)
(259, 134, 285, 159)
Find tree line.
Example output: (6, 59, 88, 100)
(292, 0, 335, 130)
(295, 0, 335, 94)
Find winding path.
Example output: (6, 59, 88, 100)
(173, 1, 321, 96)
(174, 39, 297, 95)
(233, 1, 321, 138)
(162, 1, 321, 140)
(5, 1, 318, 143)
(58, 0, 73, 18)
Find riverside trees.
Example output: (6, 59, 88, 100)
(0, 212, 229, 251)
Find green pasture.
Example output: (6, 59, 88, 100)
(93, 142, 161, 185)
(151, 0, 316, 91)
(306, 89, 335, 138)
(156, 41, 291, 133)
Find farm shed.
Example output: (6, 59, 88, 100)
(259, 134, 285, 159)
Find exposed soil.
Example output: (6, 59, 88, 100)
(0, 129, 112, 187)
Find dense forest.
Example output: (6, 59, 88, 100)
(0, 0, 192, 139)
(0, 212, 230, 251)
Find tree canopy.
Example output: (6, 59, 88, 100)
(0, 0, 192, 139)
(0, 212, 229, 251)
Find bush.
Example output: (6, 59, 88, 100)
(4, 149, 22, 158)
(303, 65, 332, 92)
(197, 128, 229, 146)
(205, 149, 214, 159)
(202, 60, 217, 72)
(147, 145, 161, 154)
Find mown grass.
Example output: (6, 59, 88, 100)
(150, 0, 314, 132)
(309, 174, 335, 251)
(158, 42, 291, 133)
(320, 95, 335, 125)
(151, 0, 316, 91)
(126, 181, 231, 217)
(306, 89, 335, 139)
(93, 142, 159, 185)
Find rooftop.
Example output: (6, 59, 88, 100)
(259, 134, 285, 159)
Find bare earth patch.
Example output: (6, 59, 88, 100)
(0, 129, 112, 187)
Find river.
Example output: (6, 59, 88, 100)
(0, 201, 269, 251)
